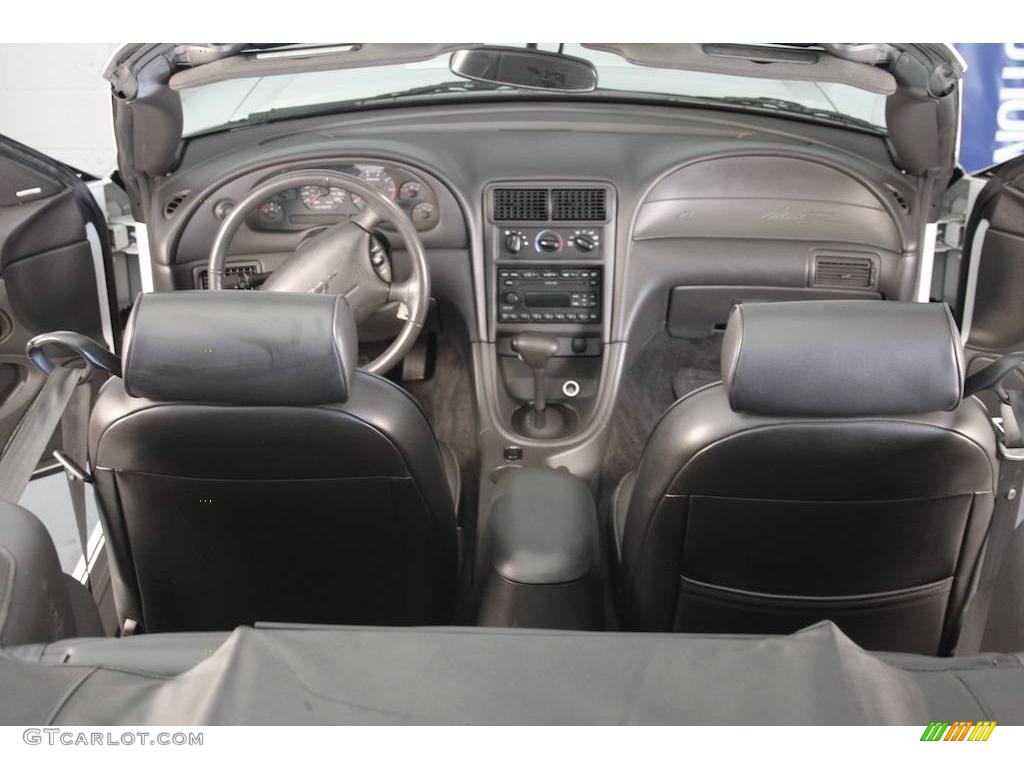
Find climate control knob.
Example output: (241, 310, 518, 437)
(504, 232, 525, 254)
(574, 233, 596, 253)
(536, 230, 563, 253)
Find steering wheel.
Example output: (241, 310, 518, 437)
(207, 169, 430, 375)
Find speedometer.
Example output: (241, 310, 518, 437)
(299, 185, 347, 211)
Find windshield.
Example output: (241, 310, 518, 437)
(180, 44, 887, 136)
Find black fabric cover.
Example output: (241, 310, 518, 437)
(2, 622, 1023, 724)
(122, 291, 358, 405)
(722, 300, 964, 417)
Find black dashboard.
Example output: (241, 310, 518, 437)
(147, 101, 921, 347)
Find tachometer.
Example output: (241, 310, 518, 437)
(299, 185, 347, 211)
(352, 166, 397, 210)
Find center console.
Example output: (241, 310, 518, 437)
(485, 182, 615, 442)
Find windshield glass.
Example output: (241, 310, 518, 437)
(179, 44, 887, 136)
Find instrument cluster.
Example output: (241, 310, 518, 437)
(248, 163, 440, 232)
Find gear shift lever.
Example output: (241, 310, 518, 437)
(512, 332, 560, 428)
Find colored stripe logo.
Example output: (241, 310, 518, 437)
(920, 721, 997, 741)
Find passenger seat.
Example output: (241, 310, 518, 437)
(613, 300, 998, 654)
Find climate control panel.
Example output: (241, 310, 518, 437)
(499, 227, 602, 258)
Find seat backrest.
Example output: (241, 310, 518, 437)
(619, 301, 998, 654)
(89, 291, 457, 633)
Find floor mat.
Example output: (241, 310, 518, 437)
(601, 332, 722, 487)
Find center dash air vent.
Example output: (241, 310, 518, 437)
(197, 263, 259, 290)
(163, 190, 191, 218)
(551, 188, 607, 221)
(813, 255, 875, 289)
(493, 188, 549, 221)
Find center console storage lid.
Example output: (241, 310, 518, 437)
(483, 468, 599, 585)
(475, 468, 602, 630)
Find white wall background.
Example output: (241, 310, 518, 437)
(0, 43, 120, 176)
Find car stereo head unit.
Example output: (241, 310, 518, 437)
(497, 267, 602, 324)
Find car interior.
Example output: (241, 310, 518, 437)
(2, 44, 1024, 717)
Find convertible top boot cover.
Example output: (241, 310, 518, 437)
(2, 621, 1023, 725)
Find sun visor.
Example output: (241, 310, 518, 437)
(169, 44, 477, 90)
(584, 43, 897, 95)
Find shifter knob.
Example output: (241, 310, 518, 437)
(512, 331, 560, 419)
(512, 331, 559, 371)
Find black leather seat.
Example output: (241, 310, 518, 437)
(89, 291, 460, 633)
(613, 300, 998, 654)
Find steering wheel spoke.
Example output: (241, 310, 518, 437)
(352, 206, 383, 232)
(343, 284, 391, 323)
(206, 168, 430, 375)
(388, 278, 417, 307)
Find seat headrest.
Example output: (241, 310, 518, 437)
(721, 300, 964, 417)
(122, 291, 358, 405)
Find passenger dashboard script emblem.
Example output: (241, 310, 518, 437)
(760, 205, 833, 224)
(920, 721, 997, 741)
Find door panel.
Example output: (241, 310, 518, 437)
(956, 154, 1024, 653)
(0, 135, 111, 459)
(962, 155, 1024, 370)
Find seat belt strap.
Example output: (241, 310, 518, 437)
(0, 365, 86, 501)
(60, 380, 93, 585)
(1000, 390, 1024, 450)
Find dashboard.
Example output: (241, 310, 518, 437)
(245, 163, 440, 232)
(150, 101, 920, 347)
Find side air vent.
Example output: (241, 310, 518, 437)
(885, 184, 911, 215)
(163, 190, 191, 218)
(551, 188, 607, 221)
(493, 188, 549, 221)
(814, 254, 875, 289)
(196, 263, 259, 290)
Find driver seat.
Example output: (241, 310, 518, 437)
(89, 291, 460, 633)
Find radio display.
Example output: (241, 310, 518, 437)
(525, 292, 572, 308)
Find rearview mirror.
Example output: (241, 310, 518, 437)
(450, 46, 598, 93)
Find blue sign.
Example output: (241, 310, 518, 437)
(956, 43, 1024, 171)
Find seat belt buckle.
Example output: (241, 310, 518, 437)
(52, 450, 94, 484)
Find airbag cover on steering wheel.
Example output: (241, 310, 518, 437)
(122, 291, 358, 405)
